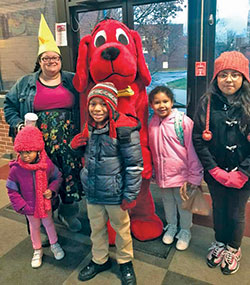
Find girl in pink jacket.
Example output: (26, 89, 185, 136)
(148, 86, 203, 250)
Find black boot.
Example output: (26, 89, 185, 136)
(120, 261, 137, 285)
(78, 258, 112, 281)
(58, 202, 82, 232)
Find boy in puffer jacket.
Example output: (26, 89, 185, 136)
(70, 82, 143, 285)
(6, 126, 64, 268)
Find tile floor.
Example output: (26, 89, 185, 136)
(0, 159, 250, 285)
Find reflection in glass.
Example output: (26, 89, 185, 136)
(79, 9, 122, 38)
(215, 0, 250, 59)
(133, 1, 187, 112)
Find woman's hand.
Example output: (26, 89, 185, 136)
(17, 123, 25, 132)
(43, 189, 52, 200)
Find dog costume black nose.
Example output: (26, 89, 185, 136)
(101, 47, 120, 61)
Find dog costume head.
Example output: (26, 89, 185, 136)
(73, 18, 151, 91)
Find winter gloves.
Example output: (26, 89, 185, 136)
(71, 133, 88, 150)
(209, 167, 230, 185)
(120, 199, 137, 210)
(224, 171, 249, 189)
(209, 167, 248, 189)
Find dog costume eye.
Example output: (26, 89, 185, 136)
(116, 28, 129, 45)
(94, 30, 107, 47)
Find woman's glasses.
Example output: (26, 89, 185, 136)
(41, 56, 61, 63)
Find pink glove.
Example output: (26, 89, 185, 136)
(120, 199, 136, 210)
(208, 167, 230, 185)
(224, 171, 248, 189)
(209, 167, 248, 189)
(70, 133, 88, 150)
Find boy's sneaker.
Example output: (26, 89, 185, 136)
(207, 241, 225, 268)
(51, 242, 65, 260)
(221, 245, 241, 275)
(120, 261, 136, 285)
(31, 249, 43, 268)
(176, 229, 191, 251)
(162, 224, 177, 245)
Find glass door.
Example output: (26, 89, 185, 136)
(215, 0, 250, 59)
(78, 8, 122, 39)
(133, 0, 188, 114)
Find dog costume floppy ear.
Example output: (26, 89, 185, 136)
(130, 30, 151, 86)
(73, 34, 92, 92)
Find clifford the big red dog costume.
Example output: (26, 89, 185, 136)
(73, 18, 163, 242)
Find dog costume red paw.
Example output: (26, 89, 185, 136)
(73, 19, 163, 242)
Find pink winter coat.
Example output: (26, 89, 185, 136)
(148, 109, 203, 188)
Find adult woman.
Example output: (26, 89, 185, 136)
(192, 51, 250, 275)
(4, 14, 82, 232)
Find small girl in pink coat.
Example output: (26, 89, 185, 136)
(148, 86, 203, 250)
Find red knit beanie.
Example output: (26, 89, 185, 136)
(83, 82, 118, 139)
(87, 82, 118, 112)
(14, 126, 44, 152)
(212, 51, 250, 82)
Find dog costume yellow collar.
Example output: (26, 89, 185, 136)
(117, 86, 134, 97)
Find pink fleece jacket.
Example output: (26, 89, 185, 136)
(148, 109, 203, 188)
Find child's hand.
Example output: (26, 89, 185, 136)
(120, 199, 136, 210)
(180, 182, 199, 201)
(71, 133, 88, 150)
(43, 189, 52, 200)
(180, 182, 189, 201)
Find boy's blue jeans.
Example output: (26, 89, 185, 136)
(160, 187, 192, 231)
(87, 203, 133, 264)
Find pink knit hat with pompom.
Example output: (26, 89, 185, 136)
(14, 126, 44, 152)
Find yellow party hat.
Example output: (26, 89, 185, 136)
(38, 14, 61, 56)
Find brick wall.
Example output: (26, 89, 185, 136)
(0, 107, 14, 158)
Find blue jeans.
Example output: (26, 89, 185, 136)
(208, 182, 250, 249)
(160, 187, 192, 231)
